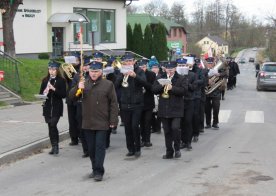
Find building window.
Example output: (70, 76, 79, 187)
(173, 28, 177, 37)
(179, 29, 182, 37)
(73, 8, 115, 44)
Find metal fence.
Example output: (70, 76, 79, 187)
(0, 50, 21, 93)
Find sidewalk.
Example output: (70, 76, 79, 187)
(0, 102, 69, 165)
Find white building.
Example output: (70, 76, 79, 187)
(0, 0, 129, 57)
(196, 35, 229, 56)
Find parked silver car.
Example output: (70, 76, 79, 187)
(256, 62, 276, 91)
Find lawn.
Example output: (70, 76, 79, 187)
(18, 58, 49, 101)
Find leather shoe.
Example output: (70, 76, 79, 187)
(193, 136, 199, 143)
(135, 151, 141, 157)
(89, 172, 95, 178)
(175, 151, 181, 158)
(126, 152, 135, 156)
(144, 142, 152, 147)
(82, 153, 89, 158)
(187, 143, 192, 151)
(49, 147, 54, 155)
(162, 154, 173, 159)
(69, 141, 78, 146)
(212, 124, 219, 129)
(180, 143, 187, 149)
(205, 125, 211, 129)
(94, 174, 103, 181)
(140, 142, 145, 147)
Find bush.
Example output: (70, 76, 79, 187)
(38, 53, 50, 59)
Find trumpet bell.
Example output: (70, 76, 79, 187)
(161, 92, 169, 99)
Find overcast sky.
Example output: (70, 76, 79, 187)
(130, 0, 276, 23)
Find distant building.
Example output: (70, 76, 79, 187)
(197, 35, 229, 56)
(0, 0, 130, 58)
(127, 14, 188, 54)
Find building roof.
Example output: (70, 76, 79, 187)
(205, 35, 228, 46)
(127, 14, 187, 34)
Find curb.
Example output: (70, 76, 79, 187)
(0, 130, 70, 167)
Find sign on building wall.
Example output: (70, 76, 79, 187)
(17, 8, 42, 18)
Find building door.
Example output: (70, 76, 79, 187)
(52, 27, 64, 58)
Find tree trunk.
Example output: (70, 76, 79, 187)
(1, 1, 21, 57)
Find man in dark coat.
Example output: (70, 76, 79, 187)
(115, 53, 147, 158)
(137, 59, 156, 147)
(69, 61, 119, 182)
(152, 61, 188, 159)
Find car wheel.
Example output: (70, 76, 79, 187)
(256, 85, 261, 91)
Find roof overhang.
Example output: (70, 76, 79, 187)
(47, 13, 90, 23)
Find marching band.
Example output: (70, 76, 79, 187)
(39, 51, 230, 181)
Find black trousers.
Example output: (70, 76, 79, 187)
(151, 111, 161, 132)
(76, 103, 88, 154)
(140, 109, 153, 143)
(162, 118, 181, 155)
(67, 103, 79, 142)
(84, 130, 107, 176)
(45, 116, 60, 147)
(181, 100, 194, 144)
(199, 100, 206, 130)
(205, 96, 220, 125)
(193, 98, 200, 137)
(121, 109, 142, 153)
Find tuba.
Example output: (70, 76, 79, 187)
(61, 63, 77, 80)
(205, 59, 227, 95)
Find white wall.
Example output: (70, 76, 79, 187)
(14, 0, 48, 54)
(51, 0, 126, 52)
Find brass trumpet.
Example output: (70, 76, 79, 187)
(61, 63, 77, 80)
(162, 84, 170, 98)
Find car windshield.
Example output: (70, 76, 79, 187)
(263, 64, 276, 72)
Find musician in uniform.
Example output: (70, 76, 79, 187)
(205, 57, 227, 129)
(69, 61, 119, 181)
(70, 56, 91, 157)
(39, 61, 66, 155)
(152, 61, 188, 159)
(138, 59, 156, 147)
(93, 51, 104, 63)
(176, 58, 196, 151)
(115, 52, 146, 157)
(65, 52, 81, 146)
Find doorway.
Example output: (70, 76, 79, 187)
(52, 27, 64, 58)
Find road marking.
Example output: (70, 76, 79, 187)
(219, 110, 231, 123)
(2, 120, 43, 124)
(245, 111, 264, 123)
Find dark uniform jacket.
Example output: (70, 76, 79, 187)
(115, 65, 147, 111)
(152, 72, 188, 118)
(143, 70, 156, 111)
(39, 76, 66, 118)
(184, 71, 197, 100)
(69, 77, 119, 131)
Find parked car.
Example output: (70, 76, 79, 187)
(238, 58, 246, 64)
(252, 47, 257, 51)
(256, 62, 276, 91)
(249, 57, 255, 62)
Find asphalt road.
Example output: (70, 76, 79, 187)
(0, 49, 275, 196)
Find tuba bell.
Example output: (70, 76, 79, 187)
(61, 63, 77, 80)
(205, 59, 227, 95)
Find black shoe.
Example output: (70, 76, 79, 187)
(82, 153, 89, 158)
(53, 145, 59, 154)
(135, 151, 141, 157)
(111, 128, 117, 134)
(89, 172, 95, 178)
(212, 124, 219, 129)
(126, 152, 135, 157)
(120, 122, 124, 127)
(94, 174, 103, 181)
(144, 142, 152, 147)
(175, 151, 181, 158)
(49, 147, 54, 155)
(187, 143, 192, 151)
(193, 136, 199, 143)
(180, 143, 187, 149)
(199, 128, 204, 133)
(162, 154, 173, 159)
(69, 141, 78, 146)
(205, 125, 211, 129)
(140, 142, 145, 147)
(221, 97, 225, 100)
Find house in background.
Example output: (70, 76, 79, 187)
(197, 35, 229, 56)
(127, 14, 188, 55)
(0, 0, 132, 58)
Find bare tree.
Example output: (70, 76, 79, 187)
(0, 0, 23, 57)
(158, 3, 170, 19)
(170, 2, 187, 26)
(144, 0, 166, 16)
